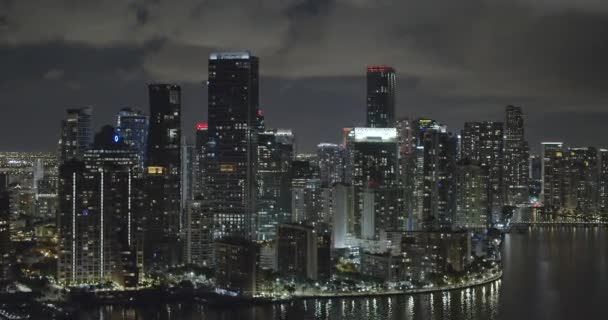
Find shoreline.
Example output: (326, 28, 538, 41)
(252, 270, 503, 304)
(1, 270, 502, 312)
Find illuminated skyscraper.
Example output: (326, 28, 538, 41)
(454, 160, 488, 230)
(599, 149, 608, 213)
(347, 127, 400, 238)
(193, 122, 209, 200)
(421, 128, 457, 230)
(58, 107, 93, 163)
(317, 143, 345, 187)
(184, 200, 214, 267)
(144, 84, 182, 268)
(257, 129, 294, 240)
(563, 147, 598, 214)
(116, 108, 148, 171)
(541, 142, 565, 210)
(461, 121, 504, 220)
(504, 106, 529, 205)
(207, 51, 259, 240)
(0, 173, 10, 280)
(290, 158, 321, 226)
(366, 66, 396, 128)
(57, 127, 141, 287)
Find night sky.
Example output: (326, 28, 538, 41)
(1, 0, 608, 153)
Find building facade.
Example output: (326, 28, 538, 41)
(206, 51, 259, 240)
(366, 66, 396, 128)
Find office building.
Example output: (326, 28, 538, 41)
(116, 108, 148, 171)
(144, 84, 182, 268)
(317, 143, 345, 187)
(504, 106, 530, 205)
(421, 128, 457, 230)
(193, 122, 209, 200)
(257, 129, 294, 240)
(277, 223, 319, 280)
(366, 66, 396, 128)
(58, 107, 93, 163)
(207, 51, 259, 240)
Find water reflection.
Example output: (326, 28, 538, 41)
(84, 280, 501, 320)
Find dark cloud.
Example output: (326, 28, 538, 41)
(1, 0, 608, 153)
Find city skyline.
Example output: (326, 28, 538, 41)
(3, 2, 608, 319)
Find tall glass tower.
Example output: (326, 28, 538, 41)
(206, 51, 259, 240)
(144, 84, 182, 268)
(116, 108, 148, 172)
(366, 66, 396, 128)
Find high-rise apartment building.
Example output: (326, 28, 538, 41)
(347, 128, 400, 238)
(461, 121, 504, 220)
(57, 127, 141, 287)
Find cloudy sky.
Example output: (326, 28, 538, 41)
(1, 0, 608, 153)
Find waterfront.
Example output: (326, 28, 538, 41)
(80, 227, 608, 320)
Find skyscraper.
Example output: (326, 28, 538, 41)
(144, 84, 182, 268)
(57, 127, 141, 287)
(193, 122, 209, 200)
(116, 108, 148, 171)
(290, 158, 322, 226)
(347, 127, 400, 237)
(317, 143, 345, 187)
(563, 147, 598, 214)
(454, 160, 488, 230)
(207, 51, 259, 240)
(0, 173, 11, 281)
(366, 66, 396, 128)
(541, 142, 565, 210)
(421, 128, 457, 230)
(257, 129, 294, 240)
(184, 200, 214, 267)
(504, 106, 529, 205)
(58, 107, 93, 163)
(461, 121, 504, 221)
(599, 149, 608, 213)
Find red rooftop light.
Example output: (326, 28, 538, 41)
(196, 122, 208, 130)
(367, 65, 394, 72)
